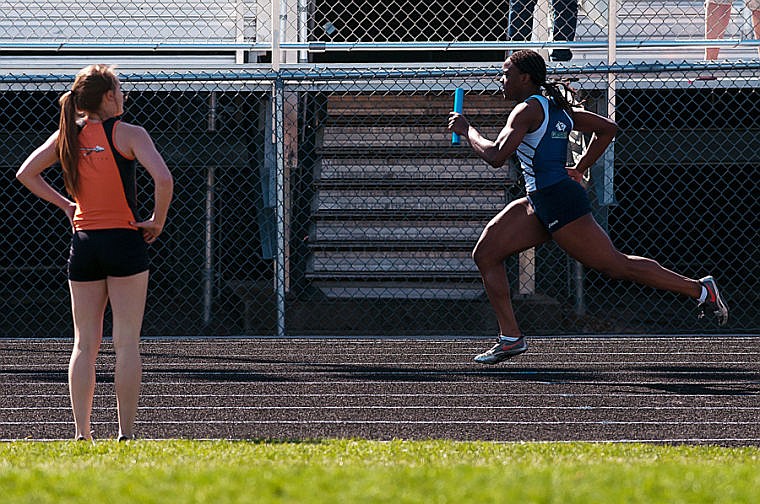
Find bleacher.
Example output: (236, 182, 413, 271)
(306, 94, 516, 299)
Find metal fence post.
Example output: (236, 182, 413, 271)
(273, 77, 287, 336)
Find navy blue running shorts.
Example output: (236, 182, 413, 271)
(68, 229, 149, 282)
(526, 178, 592, 233)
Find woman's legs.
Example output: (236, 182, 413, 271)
(753, 8, 760, 57)
(551, 214, 702, 298)
(472, 198, 551, 337)
(705, 1, 732, 60)
(68, 280, 108, 439)
(106, 271, 149, 439)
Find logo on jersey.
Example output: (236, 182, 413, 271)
(80, 146, 105, 156)
(551, 121, 569, 139)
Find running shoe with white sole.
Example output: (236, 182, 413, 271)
(473, 336, 528, 365)
(698, 275, 729, 326)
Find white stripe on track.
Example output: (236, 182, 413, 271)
(4, 380, 759, 386)
(11, 392, 758, 398)
(4, 405, 760, 411)
(3, 420, 760, 425)
(3, 359, 760, 368)
(3, 370, 759, 377)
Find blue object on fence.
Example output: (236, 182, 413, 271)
(451, 87, 464, 145)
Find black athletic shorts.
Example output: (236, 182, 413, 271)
(526, 178, 592, 233)
(68, 229, 149, 282)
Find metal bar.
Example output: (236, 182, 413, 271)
(272, 0, 282, 70)
(574, 260, 585, 316)
(2, 60, 759, 87)
(204, 165, 215, 326)
(203, 91, 217, 327)
(273, 78, 287, 336)
(277, 39, 759, 50)
(1, 38, 756, 53)
(298, 0, 309, 63)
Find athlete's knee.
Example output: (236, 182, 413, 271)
(112, 334, 140, 355)
(72, 334, 101, 359)
(472, 242, 499, 270)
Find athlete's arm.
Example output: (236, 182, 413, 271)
(117, 122, 174, 244)
(568, 109, 618, 180)
(16, 131, 77, 224)
(448, 100, 541, 168)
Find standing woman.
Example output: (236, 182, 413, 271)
(448, 50, 728, 364)
(16, 64, 173, 439)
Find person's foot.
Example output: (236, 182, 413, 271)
(473, 336, 528, 364)
(550, 48, 573, 62)
(117, 434, 134, 442)
(698, 275, 729, 326)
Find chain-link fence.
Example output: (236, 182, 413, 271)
(2, 62, 758, 338)
(2, 1, 759, 59)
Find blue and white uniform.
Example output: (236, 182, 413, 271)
(515, 94, 573, 192)
(516, 94, 591, 233)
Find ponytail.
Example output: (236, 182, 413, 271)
(56, 91, 80, 198)
(55, 64, 118, 198)
(543, 78, 581, 113)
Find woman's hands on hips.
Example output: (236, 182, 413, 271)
(131, 216, 165, 244)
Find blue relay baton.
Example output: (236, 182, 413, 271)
(451, 87, 464, 145)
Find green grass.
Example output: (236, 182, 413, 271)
(2, 439, 759, 503)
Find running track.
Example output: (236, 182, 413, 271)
(1, 336, 759, 445)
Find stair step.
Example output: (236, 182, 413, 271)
(308, 250, 478, 275)
(308, 279, 485, 300)
(326, 94, 510, 116)
(318, 157, 512, 181)
(311, 220, 486, 242)
(313, 209, 499, 220)
(314, 188, 507, 213)
(314, 178, 509, 189)
(308, 240, 474, 251)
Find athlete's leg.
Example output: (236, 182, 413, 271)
(472, 197, 551, 336)
(705, 1, 732, 60)
(107, 270, 149, 439)
(68, 280, 108, 439)
(752, 8, 760, 57)
(552, 214, 701, 298)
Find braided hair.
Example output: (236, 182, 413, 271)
(508, 49, 578, 113)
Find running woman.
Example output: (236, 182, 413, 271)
(17, 64, 174, 439)
(447, 50, 728, 364)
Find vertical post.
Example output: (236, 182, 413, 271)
(574, 259, 585, 315)
(298, 0, 309, 62)
(607, 0, 617, 123)
(273, 78, 287, 336)
(203, 91, 217, 326)
(272, 0, 281, 70)
(535, 0, 551, 60)
(518, 248, 536, 295)
(204, 166, 215, 326)
(235, 0, 245, 64)
(605, 0, 617, 205)
(571, 0, 616, 318)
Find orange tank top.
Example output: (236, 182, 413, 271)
(72, 118, 139, 231)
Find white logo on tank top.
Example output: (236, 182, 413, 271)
(80, 146, 105, 156)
